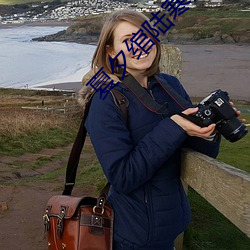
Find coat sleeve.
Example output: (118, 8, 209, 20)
(184, 135, 221, 158)
(85, 93, 188, 194)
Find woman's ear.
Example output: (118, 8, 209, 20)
(106, 45, 115, 59)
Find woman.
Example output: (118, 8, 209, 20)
(79, 10, 221, 250)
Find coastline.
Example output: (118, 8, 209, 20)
(0, 20, 76, 29)
(34, 81, 82, 92)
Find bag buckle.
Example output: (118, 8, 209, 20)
(56, 206, 66, 238)
(93, 196, 105, 215)
(43, 208, 50, 233)
(91, 215, 103, 227)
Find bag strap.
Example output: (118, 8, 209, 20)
(62, 90, 128, 196)
(111, 89, 129, 126)
(154, 75, 193, 110)
(62, 99, 91, 195)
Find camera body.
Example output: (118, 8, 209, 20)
(186, 89, 248, 142)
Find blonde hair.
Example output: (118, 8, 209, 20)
(92, 9, 161, 78)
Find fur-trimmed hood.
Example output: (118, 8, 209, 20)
(78, 69, 120, 109)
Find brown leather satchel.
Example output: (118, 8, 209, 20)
(42, 91, 123, 250)
(43, 184, 113, 250)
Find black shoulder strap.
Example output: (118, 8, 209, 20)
(62, 94, 110, 196)
(62, 99, 91, 195)
(122, 74, 193, 115)
(122, 74, 170, 115)
(154, 75, 193, 110)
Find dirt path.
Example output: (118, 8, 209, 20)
(0, 185, 56, 250)
(0, 139, 94, 250)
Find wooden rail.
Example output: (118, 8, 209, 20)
(21, 103, 81, 115)
(174, 149, 250, 249)
(21, 106, 66, 113)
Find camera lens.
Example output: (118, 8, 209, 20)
(217, 118, 248, 142)
(227, 123, 248, 142)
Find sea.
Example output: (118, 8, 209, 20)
(0, 25, 96, 89)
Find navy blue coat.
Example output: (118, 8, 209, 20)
(85, 73, 220, 249)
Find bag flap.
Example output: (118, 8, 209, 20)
(46, 195, 96, 218)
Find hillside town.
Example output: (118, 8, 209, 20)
(0, 0, 224, 25)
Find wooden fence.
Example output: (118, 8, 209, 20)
(174, 150, 250, 250)
(21, 102, 81, 116)
(21, 106, 67, 113)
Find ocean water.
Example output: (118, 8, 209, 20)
(0, 25, 96, 89)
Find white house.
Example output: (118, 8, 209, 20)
(205, 0, 223, 7)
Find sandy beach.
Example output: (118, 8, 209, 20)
(177, 44, 250, 102)
(37, 44, 250, 102)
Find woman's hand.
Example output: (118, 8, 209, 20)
(230, 101, 246, 123)
(171, 107, 216, 139)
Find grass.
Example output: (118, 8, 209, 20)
(9, 152, 67, 170)
(0, 88, 81, 156)
(171, 14, 250, 40)
(185, 8, 250, 18)
(36, 164, 67, 183)
(76, 157, 107, 195)
(217, 113, 250, 172)
(184, 188, 250, 250)
(0, 112, 78, 156)
(217, 135, 250, 172)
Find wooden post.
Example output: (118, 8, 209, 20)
(174, 233, 184, 250)
(159, 45, 182, 79)
(160, 44, 184, 249)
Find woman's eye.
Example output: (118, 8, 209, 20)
(123, 38, 131, 43)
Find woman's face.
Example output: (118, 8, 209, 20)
(107, 21, 157, 76)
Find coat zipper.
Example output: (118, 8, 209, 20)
(144, 184, 154, 243)
(149, 89, 155, 101)
(149, 89, 166, 120)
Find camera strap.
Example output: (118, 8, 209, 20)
(154, 75, 194, 110)
(122, 74, 170, 115)
(122, 74, 193, 115)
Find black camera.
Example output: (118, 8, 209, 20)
(181, 89, 248, 142)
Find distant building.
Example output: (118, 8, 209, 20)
(205, 0, 223, 7)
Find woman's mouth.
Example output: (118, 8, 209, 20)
(132, 52, 150, 59)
